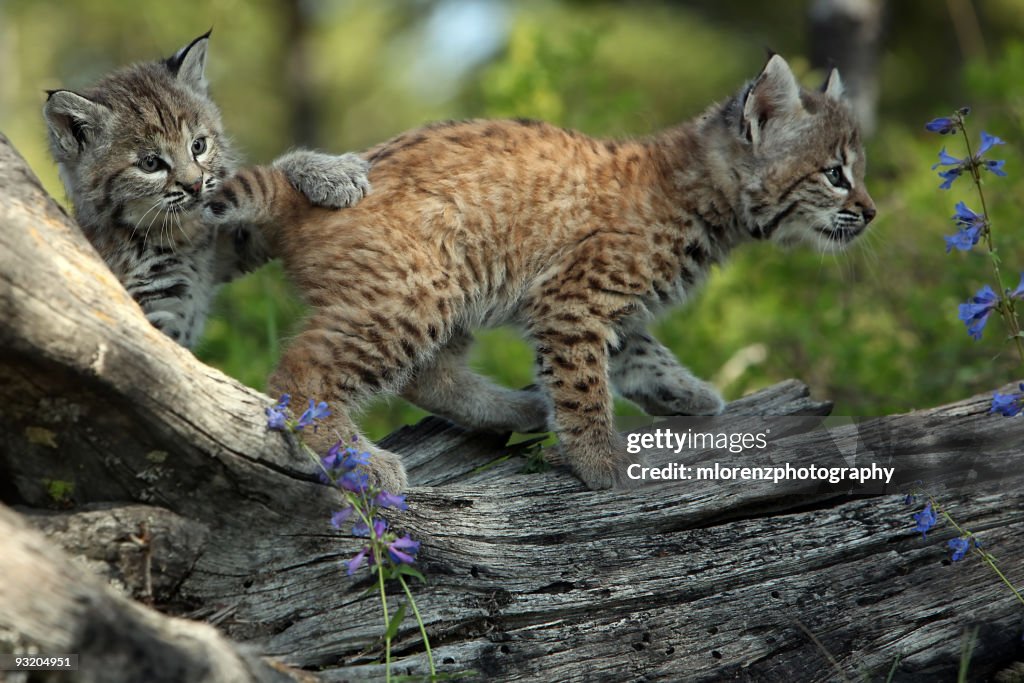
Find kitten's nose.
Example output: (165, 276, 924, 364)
(862, 206, 877, 225)
(181, 177, 203, 197)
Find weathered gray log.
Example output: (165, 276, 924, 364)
(2, 132, 1023, 683)
(0, 504, 300, 683)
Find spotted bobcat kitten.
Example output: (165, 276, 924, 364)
(43, 31, 370, 347)
(207, 55, 875, 491)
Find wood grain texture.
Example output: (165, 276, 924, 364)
(1, 133, 1022, 682)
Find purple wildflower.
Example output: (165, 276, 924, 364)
(296, 399, 331, 430)
(265, 394, 291, 431)
(338, 469, 369, 493)
(930, 132, 1008, 189)
(347, 546, 370, 575)
(990, 384, 1024, 417)
(1010, 272, 1024, 300)
(913, 502, 938, 539)
(353, 518, 388, 539)
(320, 443, 370, 482)
(977, 131, 1005, 156)
(330, 507, 356, 528)
(945, 228, 981, 253)
(948, 537, 970, 562)
(932, 148, 962, 169)
(958, 285, 999, 340)
(375, 491, 409, 511)
(925, 117, 958, 135)
(982, 159, 1007, 176)
(977, 132, 1007, 178)
(387, 535, 421, 564)
(320, 441, 344, 474)
(945, 203, 985, 251)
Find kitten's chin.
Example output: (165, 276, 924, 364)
(770, 221, 862, 253)
(123, 203, 207, 247)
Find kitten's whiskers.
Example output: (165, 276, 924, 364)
(132, 199, 164, 242)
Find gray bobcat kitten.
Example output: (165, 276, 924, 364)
(43, 31, 369, 347)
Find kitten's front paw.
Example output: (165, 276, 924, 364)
(274, 149, 370, 209)
(566, 440, 646, 490)
(201, 181, 249, 225)
(360, 448, 409, 493)
(201, 197, 237, 225)
(306, 432, 408, 491)
(640, 377, 726, 417)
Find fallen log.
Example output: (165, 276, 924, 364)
(2, 132, 1022, 682)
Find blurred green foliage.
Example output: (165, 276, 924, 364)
(3, 0, 1024, 438)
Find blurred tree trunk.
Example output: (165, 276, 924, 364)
(808, 0, 884, 136)
(282, 0, 317, 148)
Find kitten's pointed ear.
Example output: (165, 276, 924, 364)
(166, 29, 212, 92)
(822, 67, 844, 101)
(742, 54, 803, 145)
(43, 90, 110, 159)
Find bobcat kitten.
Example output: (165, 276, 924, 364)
(43, 31, 370, 347)
(206, 55, 875, 491)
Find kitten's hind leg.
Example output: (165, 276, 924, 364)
(609, 332, 725, 416)
(401, 333, 549, 434)
(269, 336, 409, 492)
(269, 300, 455, 493)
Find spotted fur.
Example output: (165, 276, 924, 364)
(206, 55, 876, 491)
(43, 31, 370, 347)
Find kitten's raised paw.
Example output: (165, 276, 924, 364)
(201, 183, 249, 225)
(274, 149, 371, 209)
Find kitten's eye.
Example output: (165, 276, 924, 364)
(138, 155, 163, 173)
(824, 166, 848, 189)
(191, 136, 208, 156)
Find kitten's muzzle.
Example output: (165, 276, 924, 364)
(815, 208, 875, 243)
(179, 176, 203, 197)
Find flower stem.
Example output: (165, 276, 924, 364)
(959, 122, 1024, 366)
(374, 546, 393, 681)
(348, 496, 394, 680)
(399, 576, 436, 679)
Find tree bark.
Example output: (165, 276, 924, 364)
(2, 132, 1022, 682)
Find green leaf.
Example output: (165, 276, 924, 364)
(518, 444, 552, 474)
(397, 565, 427, 583)
(384, 604, 407, 641)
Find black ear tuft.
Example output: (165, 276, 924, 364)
(165, 28, 213, 75)
(821, 67, 844, 100)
